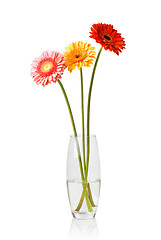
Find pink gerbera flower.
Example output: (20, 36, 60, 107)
(31, 51, 65, 86)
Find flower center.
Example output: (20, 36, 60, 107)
(75, 55, 80, 58)
(41, 61, 53, 73)
(104, 35, 111, 41)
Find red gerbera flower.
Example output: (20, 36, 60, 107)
(31, 51, 65, 86)
(89, 23, 125, 55)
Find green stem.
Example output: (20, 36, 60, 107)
(75, 183, 87, 212)
(58, 80, 84, 180)
(80, 68, 86, 174)
(75, 47, 103, 211)
(75, 183, 96, 211)
(85, 190, 93, 212)
(86, 46, 103, 179)
(75, 182, 92, 212)
(87, 183, 96, 207)
(57, 79, 93, 212)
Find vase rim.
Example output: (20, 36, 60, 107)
(70, 134, 96, 138)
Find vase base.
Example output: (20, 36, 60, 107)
(72, 211, 96, 220)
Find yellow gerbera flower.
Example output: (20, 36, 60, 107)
(63, 41, 96, 72)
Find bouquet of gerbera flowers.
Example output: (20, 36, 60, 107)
(31, 23, 125, 219)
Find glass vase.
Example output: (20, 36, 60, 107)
(66, 135, 101, 220)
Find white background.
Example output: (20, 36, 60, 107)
(0, 0, 161, 239)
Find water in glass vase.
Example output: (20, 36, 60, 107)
(67, 179, 101, 220)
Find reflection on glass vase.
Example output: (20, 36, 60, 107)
(66, 135, 101, 220)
